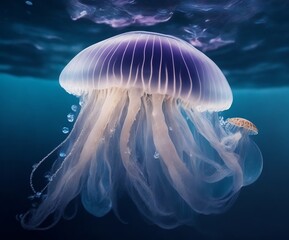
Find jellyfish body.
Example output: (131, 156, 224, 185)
(21, 31, 263, 229)
(224, 117, 262, 186)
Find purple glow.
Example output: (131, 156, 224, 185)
(67, 0, 263, 51)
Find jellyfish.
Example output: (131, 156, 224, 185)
(21, 31, 263, 229)
(224, 117, 262, 186)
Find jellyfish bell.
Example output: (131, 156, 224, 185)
(21, 31, 263, 230)
(59, 31, 232, 111)
(226, 117, 258, 135)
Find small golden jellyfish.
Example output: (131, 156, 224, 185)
(227, 117, 258, 135)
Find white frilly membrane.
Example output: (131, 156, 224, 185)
(21, 88, 263, 229)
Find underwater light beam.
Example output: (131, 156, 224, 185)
(21, 31, 263, 229)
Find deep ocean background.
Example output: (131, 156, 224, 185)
(1, 0, 289, 239)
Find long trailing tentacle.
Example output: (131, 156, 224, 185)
(22, 89, 126, 229)
(119, 89, 159, 212)
(187, 109, 243, 192)
(29, 95, 92, 196)
(149, 94, 207, 212)
(22, 87, 261, 230)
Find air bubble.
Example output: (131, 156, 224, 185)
(62, 127, 69, 134)
(79, 98, 85, 107)
(35, 192, 42, 198)
(168, 126, 173, 131)
(153, 151, 160, 159)
(67, 113, 75, 122)
(59, 152, 66, 158)
(25, 1, 33, 6)
(71, 105, 78, 112)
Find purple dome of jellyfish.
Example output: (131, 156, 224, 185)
(21, 31, 263, 229)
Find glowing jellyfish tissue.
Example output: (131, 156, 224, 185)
(21, 31, 263, 229)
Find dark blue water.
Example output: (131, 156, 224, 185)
(1, 0, 289, 239)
